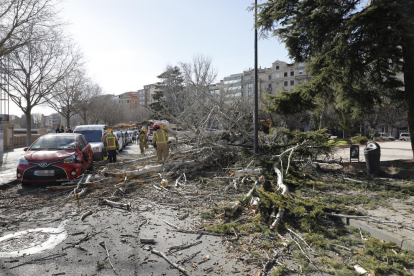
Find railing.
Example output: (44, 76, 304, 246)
(13, 134, 41, 147)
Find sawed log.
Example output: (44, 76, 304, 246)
(270, 167, 288, 230)
(231, 168, 262, 178)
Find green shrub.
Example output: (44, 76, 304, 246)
(350, 136, 368, 144)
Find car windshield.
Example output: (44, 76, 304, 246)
(30, 136, 76, 150)
(74, 130, 102, 142)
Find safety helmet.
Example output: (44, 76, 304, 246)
(109, 129, 113, 133)
(141, 127, 146, 132)
(153, 124, 159, 129)
(161, 124, 166, 130)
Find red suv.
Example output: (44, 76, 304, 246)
(17, 133, 94, 185)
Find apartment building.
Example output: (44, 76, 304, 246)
(221, 74, 243, 102)
(144, 84, 158, 105)
(242, 60, 309, 101)
(113, 92, 138, 109)
(209, 60, 310, 102)
(137, 89, 147, 106)
(45, 113, 62, 128)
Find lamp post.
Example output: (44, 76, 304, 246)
(253, 0, 259, 154)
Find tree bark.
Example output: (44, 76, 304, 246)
(25, 108, 32, 146)
(403, 35, 414, 158)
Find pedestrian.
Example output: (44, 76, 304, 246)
(138, 127, 148, 157)
(55, 125, 60, 133)
(60, 125, 65, 133)
(104, 130, 119, 163)
(152, 124, 169, 165)
(67, 126, 73, 133)
(132, 130, 137, 144)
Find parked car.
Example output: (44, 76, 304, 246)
(378, 132, 395, 141)
(73, 125, 106, 161)
(399, 132, 411, 141)
(17, 133, 94, 186)
(126, 131, 135, 144)
(113, 131, 124, 151)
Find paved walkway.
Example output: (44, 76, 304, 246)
(333, 140, 413, 162)
(0, 147, 25, 186)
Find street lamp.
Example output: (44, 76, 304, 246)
(254, 0, 259, 154)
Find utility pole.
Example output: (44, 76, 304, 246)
(253, 0, 259, 154)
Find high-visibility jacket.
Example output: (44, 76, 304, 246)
(105, 133, 118, 150)
(139, 132, 147, 144)
(153, 129, 168, 144)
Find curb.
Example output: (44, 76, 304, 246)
(0, 180, 18, 190)
(342, 218, 414, 252)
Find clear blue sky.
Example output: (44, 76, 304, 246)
(61, 0, 291, 92)
(9, 0, 290, 116)
(9, 0, 367, 116)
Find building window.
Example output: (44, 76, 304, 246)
(268, 75, 272, 80)
(299, 62, 303, 67)
(290, 71, 294, 76)
(290, 80, 294, 86)
(248, 90, 253, 96)
(276, 73, 280, 78)
(299, 70, 303, 75)
(268, 84, 272, 92)
(248, 83, 253, 89)
(251, 76, 254, 81)
(284, 72, 288, 77)
(284, 81, 288, 86)
(276, 65, 279, 70)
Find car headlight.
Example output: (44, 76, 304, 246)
(18, 156, 29, 165)
(92, 147, 100, 152)
(63, 154, 76, 164)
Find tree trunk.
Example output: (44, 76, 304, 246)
(25, 109, 32, 146)
(403, 36, 414, 158)
(82, 111, 87, 124)
(66, 114, 70, 130)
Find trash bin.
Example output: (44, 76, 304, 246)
(364, 142, 381, 174)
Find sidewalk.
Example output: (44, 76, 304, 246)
(0, 147, 25, 186)
(330, 141, 414, 251)
(332, 140, 413, 162)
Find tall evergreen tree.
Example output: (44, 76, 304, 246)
(255, 0, 414, 156)
(150, 66, 184, 119)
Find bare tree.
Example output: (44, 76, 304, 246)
(5, 30, 82, 145)
(89, 94, 126, 126)
(48, 69, 89, 128)
(75, 80, 102, 124)
(126, 105, 151, 123)
(147, 55, 256, 144)
(0, 0, 60, 58)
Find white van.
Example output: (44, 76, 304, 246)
(74, 125, 106, 160)
(399, 133, 411, 141)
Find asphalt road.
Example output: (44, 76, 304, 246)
(0, 143, 246, 276)
(0, 140, 413, 275)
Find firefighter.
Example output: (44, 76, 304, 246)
(101, 132, 108, 161)
(105, 130, 119, 163)
(152, 124, 169, 165)
(138, 127, 148, 157)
